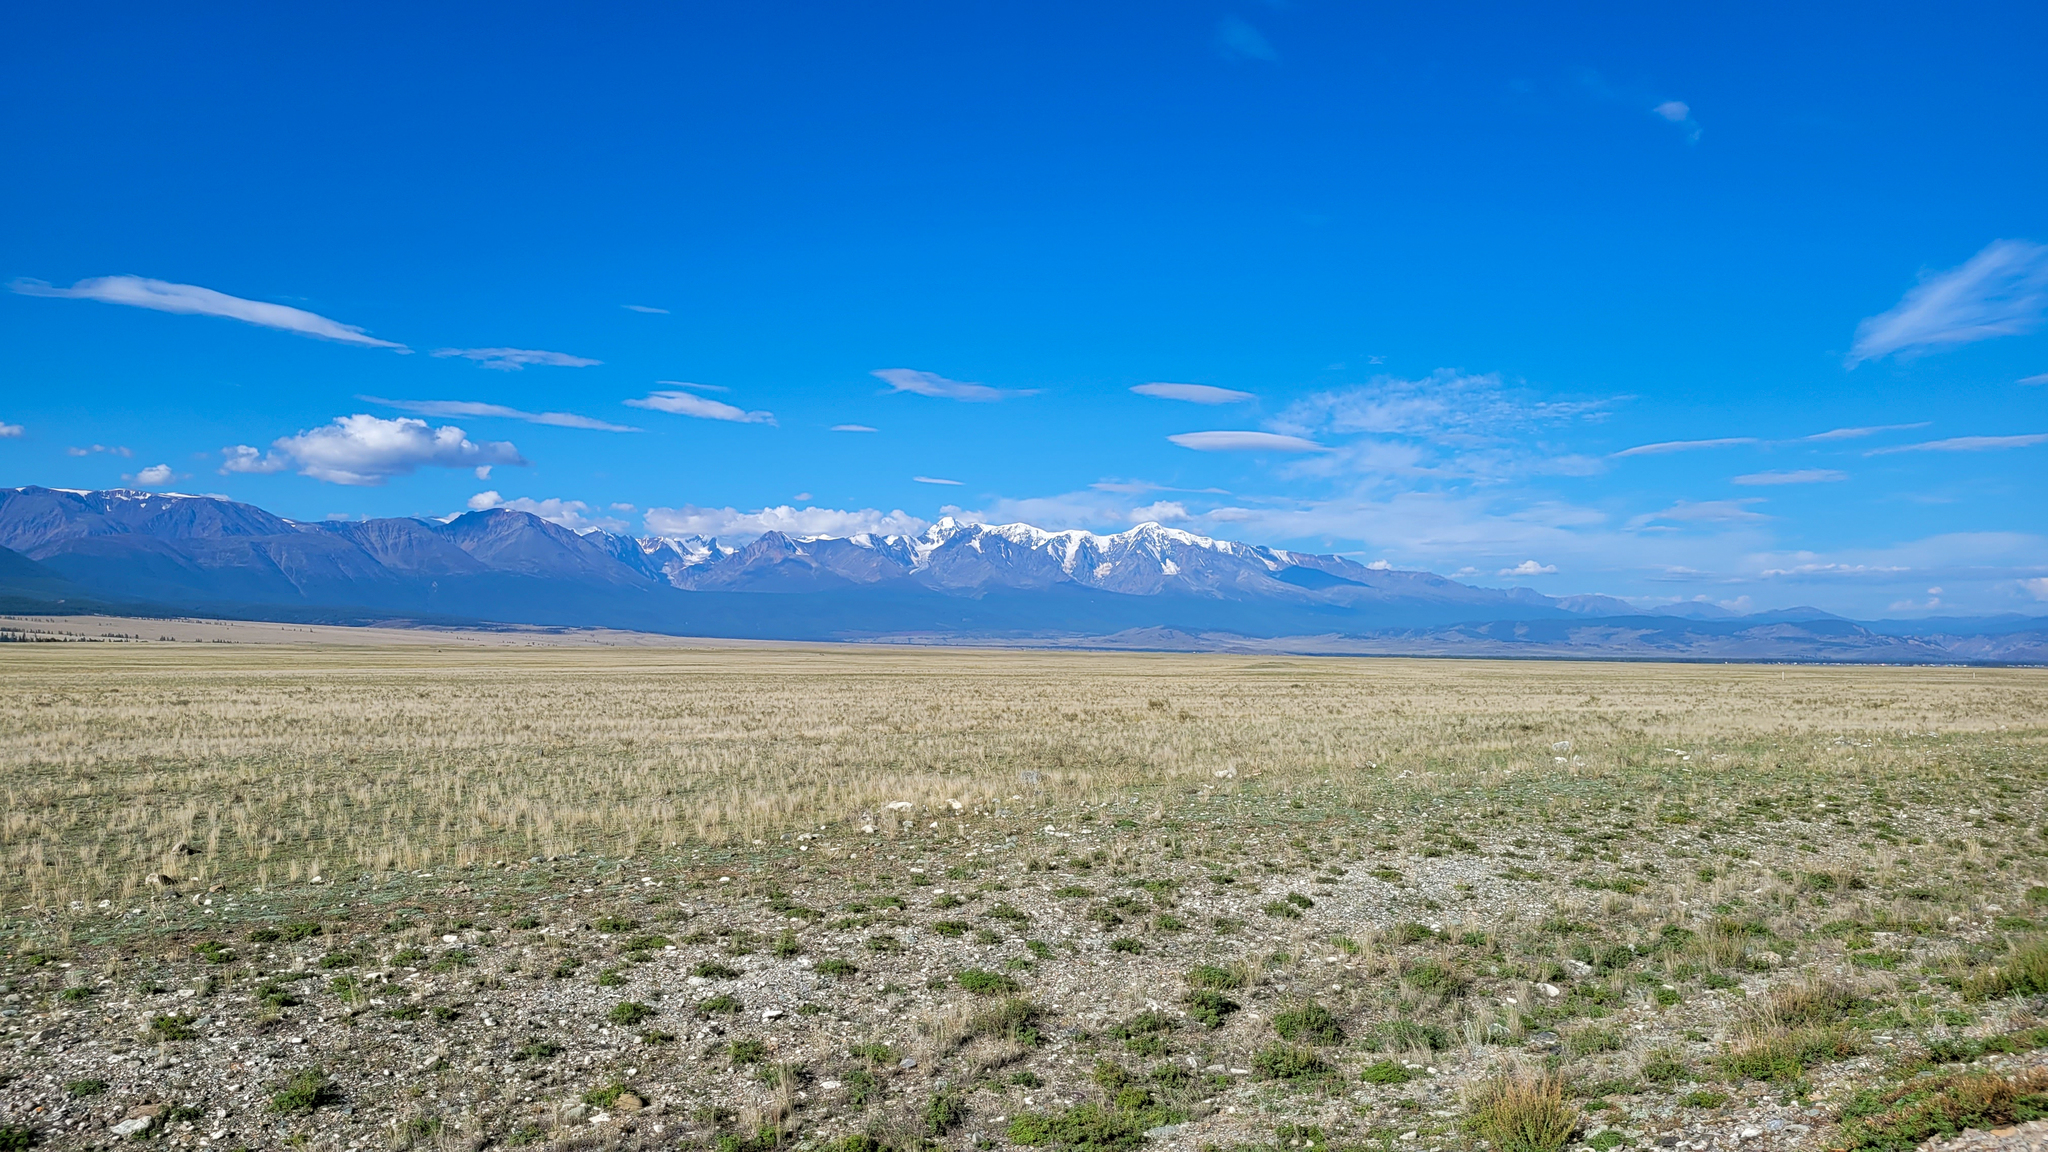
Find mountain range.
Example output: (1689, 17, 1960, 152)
(1, 486, 2041, 663)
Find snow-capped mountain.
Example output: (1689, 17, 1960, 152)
(1, 487, 2037, 661)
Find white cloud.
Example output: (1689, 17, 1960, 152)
(625, 390, 776, 425)
(656, 380, 729, 392)
(1848, 239, 2048, 365)
(1215, 16, 1277, 62)
(1759, 561, 1910, 578)
(1273, 371, 1607, 439)
(873, 368, 1035, 403)
(465, 491, 626, 532)
(1732, 469, 1847, 486)
(474, 466, 492, 480)
(831, 424, 878, 433)
(622, 304, 669, 314)
(1867, 433, 2048, 455)
(1129, 501, 1192, 523)
(1131, 382, 1255, 404)
(127, 464, 179, 487)
(67, 444, 133, 457)
(1653, 101, 1690, 122)
(1802, 423, 1929, 441)
(1498, 560, 1557, 576)
(644, 504, 928, 541)
(1169, 431, 1329, 453)
(0, 421, 21, 438)
(431, 347, 601, 371)
(1628, 499, 1769, 529)
(913, 475, 962, 486)
(222, 414, 526, 486)
(2021, 577, 2048, 601)
(12, 275, 407, 349)
(2020, 373, 2048, 386)
(359, 396, 636, 432)
(218, 445, 288, 475)
(1612, 436, 1759, 457)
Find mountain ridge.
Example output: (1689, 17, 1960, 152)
(0, 486, 2040, 663)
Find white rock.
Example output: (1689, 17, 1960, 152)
(111, 1118, 153, 1138)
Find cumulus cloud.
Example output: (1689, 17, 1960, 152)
(0, 421, 21, 438)
(644, 504, 929, 541)
(220, 414, 526, 486)
(1215, 16, 1277, 61)
(431, 348, 602, 371)
(831, 424, 878, 433)
(625, 390, 776, 425)
(1499, 560, 1557, 576)
(913, 475, 962, 485)
(1612, 436, 1759, 457)
(360, 396, 636, 432)
(127, 464, 179, 487)
(873, 368, 1035, 402)
(1131, 382, 1255, 404)
(12, 275, 407, 349)
(466, 491, 626, 532)
(1867, 433, 2048, 455)
(1129, 501, 1193, 523)
(1169, 431, 1329, 453)
(1848, 239, 2048, 365)
(1733, 469, 1847, 486)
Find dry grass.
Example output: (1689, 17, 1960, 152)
(1465, 1066, 1579, 1152)
(3, 642, 2042, 909)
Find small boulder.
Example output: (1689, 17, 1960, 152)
(145, 873, 177, 888)
(170, 841, 198, 856)
(615, 1093, 645, 1112)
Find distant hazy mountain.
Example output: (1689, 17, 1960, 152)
(0, 486, 2040, 662)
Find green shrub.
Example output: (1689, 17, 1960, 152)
(272, 1068, 340, 1114)
(1361, 1060, 1413, 1085)
(1183, 989, 1239, 1028)
(1109, 937, 1143, 954)
(1186, 964, 1247, 990)
(956, 968, 1021, 994)
(1465, 1070, 1577, 1152)
(64, 1079, 107, 1098)
(817, 958, 859, 977)
(149, 1014, 198, 1041)
(693, 960, 741, 979)
(1252, 1043, 1330, 1081)
(1839, 1069, 2048, 1151)
(1272, 1001, 1343, 1043)
(1262, 900, 1303, 920)
(1963, 938, 2048, 1001)
(924, 1092, 968, 1136)
(608, 1001, 657, 1025)
(1009, 1104, 1147, 1150)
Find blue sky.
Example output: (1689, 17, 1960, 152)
(3, 2, 2044, 617)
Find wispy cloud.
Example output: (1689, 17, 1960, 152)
(12, 275, 407, 349)
(644, 504, 928, 541)
(221, 414, 526, 486)
(361, 396, 636, 432)
(1802, 423, 1929, 441)
(1612, 436, 1759, 457)
(1215, 16, 1277, 62)
(656, 380, 729, 392)
(66, 444, 132, 458)
(430, 347, 600, 371)
(1652, 100, 1702, 143)
(913, 475, 963, 486)
(0, 421, 21, 438)
(2023, 577, 2048, 601)
(1848, 239, 2048, 365)
(466, 490, 626, 532)
(831, 424, 878, 433)
(2020, 373, 2048, 386)
(1132, 382, 1256, 405)
(1169, 431, 1330, 453)
(1867, 433, 2048, 455)
(1273, 371, 1608, 439)
(1733, 469, 1847, 486)
(873, 368, 1035, 403)
(1628, 499, 1769, 529)
(625, 390, 776, 425)
(621, 304, 669, 314)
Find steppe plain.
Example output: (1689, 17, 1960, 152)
(1, 627, 2045, 1152)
